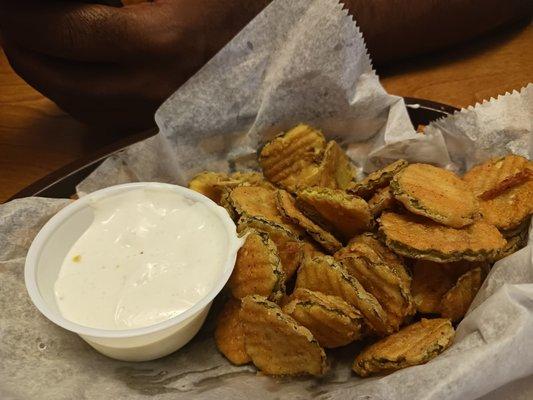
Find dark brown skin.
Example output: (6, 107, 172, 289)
(0, 0, 530, 131)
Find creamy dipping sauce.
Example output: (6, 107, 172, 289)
(54, 188, 228, 330)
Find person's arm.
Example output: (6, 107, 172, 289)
(0, 0, 530, 130)
(344, 0, 531, 64)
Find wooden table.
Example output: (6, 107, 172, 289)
(1, 23, 531, 202)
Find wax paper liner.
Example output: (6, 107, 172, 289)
(1, 0, 532, 398)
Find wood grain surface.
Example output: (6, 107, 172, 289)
(0, 23, 531, 202)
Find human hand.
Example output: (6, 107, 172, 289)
(0, 0, 269, 130)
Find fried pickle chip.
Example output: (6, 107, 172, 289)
(368, 186, 397, 216)
(296, 187, 372, 241)
(353, 318, 454, 377)
(237, 215, 304, 280)
(440, 267, 483, 322)
(228, 186, 282, 222)
(240, 295, 328, 376)
(336, 255, 414, 332)
(259, 124, 326, 191)
(214, 298, 250, 365)
(283, 288, 364, 348)
(277, 190, 342, 253)
(379, 212, 506, 262)
(496, 221, 530, 260)
(189, 171, 275, 204)
(188, 171, 231, 203)
(229, 171, 276, 190)
(479, 180, 533, 231)
(301, 240, 326, 260)
(348, 159, 408, 199)
(391, 163, 479, 228)
(463, 155, 532, 200)
(336, 233, 411, 288)
(295, 255, 390, 335)
(228, 185, 305, 237)
(229, 230, 285, 302)
(313, 141, 355, 190)
(479, 167, 533, 201)
(411, 261, 455, 314)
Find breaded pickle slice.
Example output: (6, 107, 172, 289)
(277, 190, 342, 253)
(240, 295, 328, 376)
(368, 186, 397, 216)
(479, 167, 532, 201)
(214, 298, 250, 365)
(353, 318, 454, 377)
(296, 187, 372, 241)
(228, 186, 283, 223)
(301, 241, 326, 260)
(391, 163, 479, 228)
(336, 255, 414, 332)
(439, 267, 483, 322)
(411, 261, 455, 314)
(188, 171, 230, 203)
(238, 215, 304, 280)
(496, 221, 530, 260)
(336, 233, 411, 288)
(463, 155, 531, 200)
(348, 159, 408, 199)
(295, 255, 390, 335)
(229, 230, 285, 302)
(283, 288, 364, 348)
(479, 180, 533, 231)
(189, 171, 274, 204)
(259, 124, 326, 191)
(228, 185, 305, 237)
(314, 141, 355, 190)
(379, 212, 506, 262)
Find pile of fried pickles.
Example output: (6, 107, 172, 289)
(188, 124, 533, 378)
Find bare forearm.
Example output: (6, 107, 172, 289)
(343, 0, 532, 64)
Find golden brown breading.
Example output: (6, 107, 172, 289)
(479, 180, 533, 231)
(478, 168, 533, 200)
(188, 171, 231, 203)
(296, 187, 372, 241)
(259, 124, 326, 191)
(313, 140, 355, 190)
(214, 298, 250, 365)
(228, 186, 283, 223)
(368, 186, 397, 216)
(301, 240, 326, 260)
(353, 318, 454, 377)
(379, 212, 507, 262)
(411, 261, 455, 314)
(240, 295, 328, 376)
(391, 163, 479, 228)
(283, 288, 364, 348)
(229, 230, 285, 302)
(463, 155, 531, 199)
(277, 190, 342, 253)
(188, 171, 275, 204)
(229, 172, 277, 190)
(336, 233, 411, 288)
(336, 255, 414, 332)
(237, 215, 304, 280)
(496, 221, 530, 260)
(348, 159, 408, 199)
(439, 267, 483, 322)
(295, 255, 391, 335)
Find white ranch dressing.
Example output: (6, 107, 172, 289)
(54, 188, 228, 330)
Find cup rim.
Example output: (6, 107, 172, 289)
(24, 182, 242, 339)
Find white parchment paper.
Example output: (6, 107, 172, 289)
(0, 0, 531, 399)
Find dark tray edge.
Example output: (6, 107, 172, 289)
(6, 97, 458, 201)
